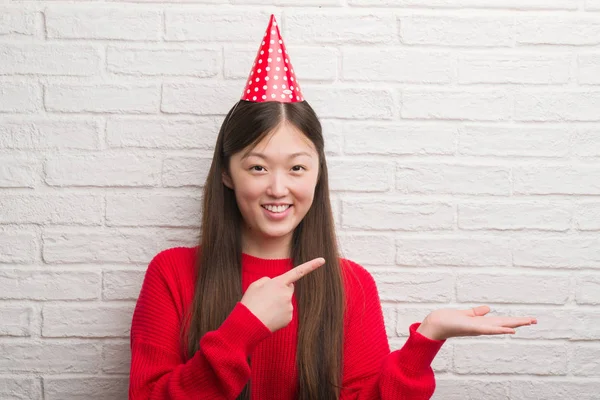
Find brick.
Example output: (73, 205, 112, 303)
(162, 82, 241, 115)
(514, 238, 600, 269)
(42, 229, 198, 264)
(225, 46, 338, 81)
(343, 48, 453, 83)
(102, 341, 130, 374)
(342, 200, 454, 230)
(395, 306, 437, 336)
(165, 9, 272, 42)
(320, 120, 344, 156)
(576, 274, 600, 305)
(490, 307, 600, 340)
(45, 155, 161, 187)
(0, 270, 100, 300)
(372, 269, 454, 302)
(232, 0, 340, 4)
(350, 0, 575, 9)
(382, 304, 397, 337)
(103, 270, 145, 300)
(305, 86, 394, 119)
(285, 12, 396, 44)
(0, 82, 41, 113)
(0, 44, 100, 76)
(0, 118, 99, 150)
(454, 342, 567, 375)
(328, 159, 393, 192)
(337, 234, 395, 265)
(458, 201, 571, 231)
(396, 237, 512, 267)
(457, 273, 569, 304)
(573, 127, 600, 157)
(342, 122, 456, 155)
(570, 344, 600, 376)
(459, 53, 570, 84)
(0, 156, 38, 188)
(45, 84, 159, 113)
(402, 90, 511, 121)
(515, 91, 600, 122)
(401, 16, 514, 47)
(44, 377, 128, 400)
(0, 377, 42, 400)
(162, 156, 213, 187)
(106, 195, 201, 227)
(0, 5, 35, 37)
(510, 381, 600, 399)
(46, 6, 161, 40)
(42, 304, 133, 337)
(433, 379, 508, 400)
(107, 47, 219, 77)
(459, 124, 570, 157)
(0, 231, 37, 263)
(0, 195, 102, 225)
(106, 117, 218, 149)
(0, 342, 101, 373)
(575, 202, 600, 231)
(0, 306, 32, 337)
(587, 0, 600, 10)
(397, 163, 510, 195)
(0, 7, 36, 36)
(579, 54, 600, 84)
(517, 17, 600, 46)
(513, 166, 600, 195)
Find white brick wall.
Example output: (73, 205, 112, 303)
(1, 1, 599, 399)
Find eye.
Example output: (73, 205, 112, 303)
(250, 165, 265, 172)
(291, 165, 306, 172)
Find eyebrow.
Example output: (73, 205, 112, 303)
(242, 151, 313, 160)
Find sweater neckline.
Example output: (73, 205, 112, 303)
(241, 252, 293, 275)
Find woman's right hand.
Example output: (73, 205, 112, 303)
(240, 257, 326, 332)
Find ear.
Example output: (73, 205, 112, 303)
(222, 171, 234, 189)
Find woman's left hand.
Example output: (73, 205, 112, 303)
(416, 305, 537, 341)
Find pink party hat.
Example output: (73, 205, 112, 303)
(241, 15, 304, 103)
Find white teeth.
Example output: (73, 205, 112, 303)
(263, 204, 290, 213)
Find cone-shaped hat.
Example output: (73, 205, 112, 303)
(241, 15, 304, 103)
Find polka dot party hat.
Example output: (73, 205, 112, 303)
(241, 14, 304, 103)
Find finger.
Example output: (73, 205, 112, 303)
(249, 276, 271, 288)
(277, 257, 325, 285)
(501, 317, 537, 328)
(465, 305, 491, 317)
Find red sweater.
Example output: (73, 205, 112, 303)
(129, 247, 444, 399)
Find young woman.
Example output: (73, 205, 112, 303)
(129, 15, 536, 400)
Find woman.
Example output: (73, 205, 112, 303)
(129, 15, 536, 400)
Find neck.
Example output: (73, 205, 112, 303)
(241, 227, 292, 259)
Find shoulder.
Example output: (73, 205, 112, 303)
(145, 246, 198, 283)
(339, 258, 379, 299)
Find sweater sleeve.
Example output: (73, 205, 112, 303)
(340, 261, 445, 400)
(129, 251, 272, 400)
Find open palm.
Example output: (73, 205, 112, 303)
(417, 305, 537, 341)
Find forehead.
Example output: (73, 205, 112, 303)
(243, 122, 316, 158)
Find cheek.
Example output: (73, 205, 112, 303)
(234, 181, 263, 206)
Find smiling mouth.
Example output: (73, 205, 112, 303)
(261, 204, 292, 213)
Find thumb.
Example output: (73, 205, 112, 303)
(469, 305, 491, 317)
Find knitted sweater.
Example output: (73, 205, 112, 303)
(129, 247, 444, 399)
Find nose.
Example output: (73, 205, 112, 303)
(266, 171, 289, 198)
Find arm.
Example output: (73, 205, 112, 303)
(129, 252, 272, 400)
(340, 262, 444, 400)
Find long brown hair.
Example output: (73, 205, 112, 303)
(184, 100, 345, 399)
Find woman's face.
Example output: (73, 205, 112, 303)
(223, 121, 320, 249)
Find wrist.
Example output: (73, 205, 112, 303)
(416, 319, 445, 341)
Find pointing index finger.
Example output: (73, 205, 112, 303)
(278, 257, 325, 285)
